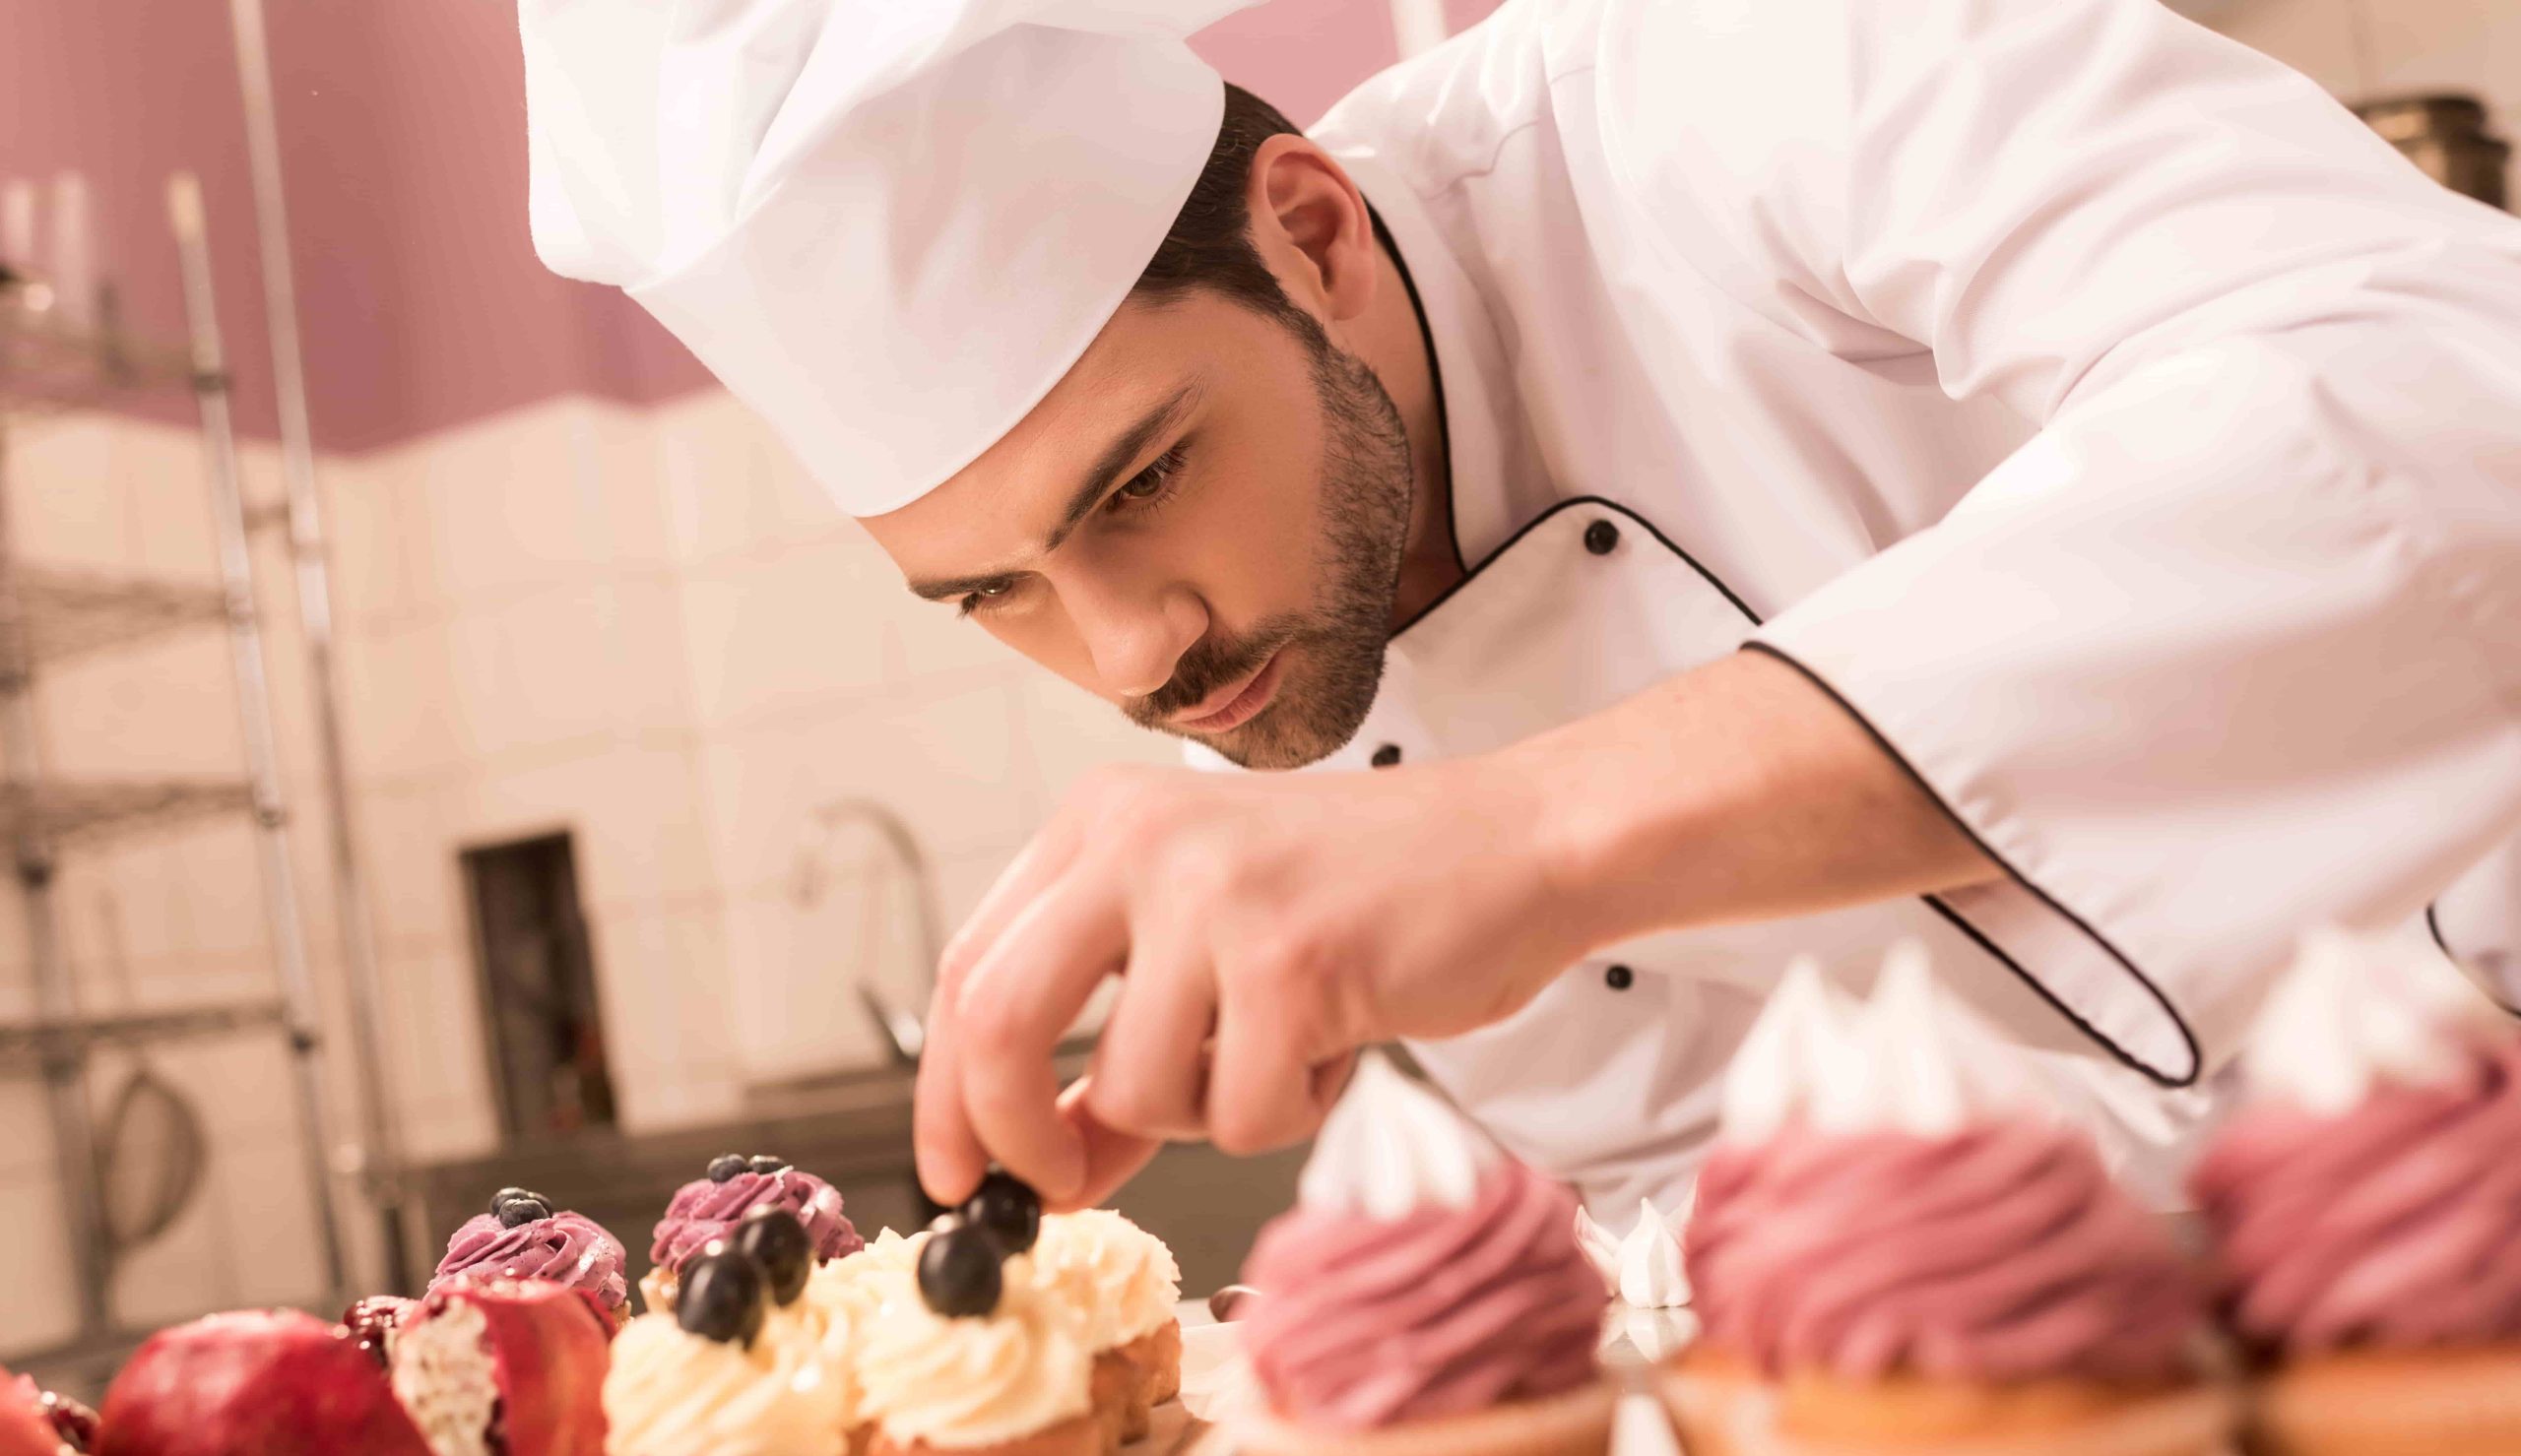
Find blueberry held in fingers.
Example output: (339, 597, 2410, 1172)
(962, 1169, 1040, 1254)
(733, 1206, 813, 1306)
(678, 1249, 769, 1348)
(919, 1224, 1003, 1318)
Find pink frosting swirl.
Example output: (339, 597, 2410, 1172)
(2191, 1038, 2521, 1354)
(1688, 1121, 2205, 1383)
(1240, 1163, 1605, 1431)
(431, 1210, 629, 1316)
(647, 1167, 863, 1275)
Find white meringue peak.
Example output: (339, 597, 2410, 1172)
(1720, 943, 2036, 1142)
(1296, 1051, 1500, 1221)
(1575, 1197, 1689, 1308)
(2242, 924, 2508, 1115)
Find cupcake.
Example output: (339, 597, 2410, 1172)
(2189, 926, 2521, 1456)
(97, 1309, 435, 1456)
(855, 1223, 1102, 1456)
(0, 1368, 95, 1456)
(1029, 1205, 1183, 1442)
(605, 1228, 848, 1456)
(645, 1154, 864, 1312)
(1672, 950, 2232, 1456)
(1235, 1053, 1615, 1456)
(1576, 1197, 1693, 1364)
(434, 1187, 631, 1331)
(390, 1278, 613, 1456)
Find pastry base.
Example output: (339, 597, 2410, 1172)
(1231, 1379, 1617, 1456)
(2244, 1344, 2521, 1456)
(869, 1411, 1105, 1456)
(1662, 1348, 2235, 1456)
(1096, 1319, 1185, 1443)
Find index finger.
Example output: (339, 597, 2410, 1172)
(916, 827, 1082, 1205)
(952, 872, 1130, 1203)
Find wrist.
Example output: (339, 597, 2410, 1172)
(1474, 726, 1713, 960)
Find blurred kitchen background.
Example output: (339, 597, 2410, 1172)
(0, 0, 2508, 1398)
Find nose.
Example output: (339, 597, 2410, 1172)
(1066, 575, 1204, 700)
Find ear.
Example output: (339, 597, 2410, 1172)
(1245, 136, 1379, 325)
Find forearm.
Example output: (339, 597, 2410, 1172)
(1490, 647, 1997, 950)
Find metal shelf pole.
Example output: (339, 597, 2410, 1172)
(167, 174, 348, 1308)
(0, 424, 112, 1346)
(227, 0, 414, 1286)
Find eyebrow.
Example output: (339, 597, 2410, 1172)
(906, 379, 1204, 601)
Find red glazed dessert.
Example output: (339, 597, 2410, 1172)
(97, 1309, 433, 1456)
(390, 1277, 611, 1456)
(0, 1369, 93, 1456)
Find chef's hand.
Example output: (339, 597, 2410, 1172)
(913, 753, 1587, 1208)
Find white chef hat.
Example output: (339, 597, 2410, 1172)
(519, 1, 1260, 516)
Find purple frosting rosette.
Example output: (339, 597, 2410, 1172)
(649, 1164, 862, 1278)
(430, 1209, 630, 1319)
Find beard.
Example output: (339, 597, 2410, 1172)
(1121, 316, 1415, 771)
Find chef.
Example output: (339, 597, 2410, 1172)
(518, 0, 2521, 1218)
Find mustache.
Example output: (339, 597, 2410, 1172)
(1126, 615, 1306, 728)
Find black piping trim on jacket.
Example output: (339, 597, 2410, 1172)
(2429, 901, 2521, 1020)
(1385, 491, 2201, 1087)
(1744, 642, 2201, 1088)
(1393, 494, 1763, 637)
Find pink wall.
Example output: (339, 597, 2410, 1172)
(5, 1, 1499, 454)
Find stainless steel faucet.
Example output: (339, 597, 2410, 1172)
(788, 797, 943, 1067)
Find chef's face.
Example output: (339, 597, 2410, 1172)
(864, 288, 1414, 771)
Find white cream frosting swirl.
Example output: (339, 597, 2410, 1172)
(2242, 924, 2509, 1115)
(1719, 944, 2035, 1143)
(603, 1312, 845, 1456)
(1029, 1208, 1181, 1351)
(856, 1254, 1092, 1449)
(809, 1228, 927, 1316)
(1297, 1051, 1498, 1219)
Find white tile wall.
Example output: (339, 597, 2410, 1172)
(0, 382, 1225, 1352)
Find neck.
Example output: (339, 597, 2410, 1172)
(1360, 236, 1461, 627)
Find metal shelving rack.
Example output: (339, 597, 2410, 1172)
(0, 177, 349, 1382)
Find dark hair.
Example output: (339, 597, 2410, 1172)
(1131, 83, 1309, 323)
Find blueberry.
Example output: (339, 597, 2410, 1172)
(677, 1249, 767, 1348)
(497, 1195, 552, 1229)
(747, 1154, 787, 1175)
(961, 1170, 1040, 1254)
(918, 1224, 1003, 1318)
(706, 1153, 746, 1183)
(733, 1206, 813, 1305)
(488, 1186, 533, 1216)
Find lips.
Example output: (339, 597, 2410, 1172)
(1171, 650, 1286, 734)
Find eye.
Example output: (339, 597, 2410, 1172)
(956, 581, 1016, 618)
(1107, 442, 1189, 513)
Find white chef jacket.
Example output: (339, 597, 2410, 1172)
(1194, 0, 2521, 1216)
